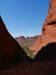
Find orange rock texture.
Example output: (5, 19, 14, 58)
(29, 0, 56, 54)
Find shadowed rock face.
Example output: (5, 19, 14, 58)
(47, 20, 56, 25)
(35, 42, 56, 62)
(0, 16, 31, 66)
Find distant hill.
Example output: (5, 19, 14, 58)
(15, 35, 41, 47)
(15, 36, 26, 46)
(15, 35, 41, 59)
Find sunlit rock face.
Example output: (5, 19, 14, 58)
(29, 35, 43, 54)
(29, 0, 56, 54)
(42, 0, 56, 46)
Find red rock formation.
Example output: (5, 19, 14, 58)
(29, 35, 42, 54)
(29, 0, 56, 54)
(42, 0, 56, 46)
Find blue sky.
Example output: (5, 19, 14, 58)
(0, 0, 49, 37)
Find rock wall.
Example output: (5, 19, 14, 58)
(29, 0, 56, 54)
(0, 16, 30, 65)
(42, 0, 56, 46)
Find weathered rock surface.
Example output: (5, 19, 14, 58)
(42, 0, 56, 45)
(29, 0, 56, 54)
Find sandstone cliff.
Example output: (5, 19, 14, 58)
(29, 0, 56, 54)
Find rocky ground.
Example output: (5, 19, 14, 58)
(0, 62, 56, 75)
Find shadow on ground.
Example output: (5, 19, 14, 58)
(0, 43, 56, 75)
